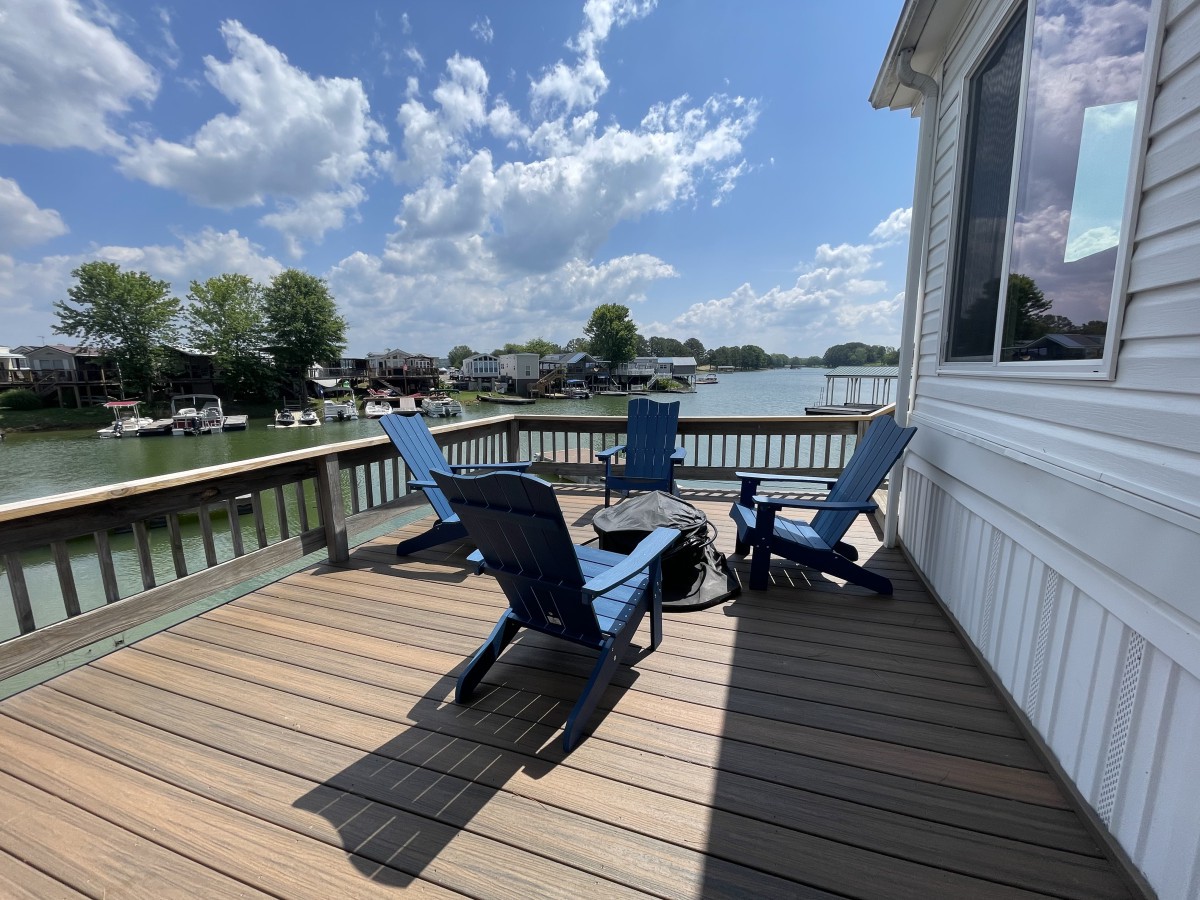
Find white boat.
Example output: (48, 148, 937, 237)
(564, 380, 591, 399)
(298, 408, 321, 426)
(364, 399, 393, 418)
(421, 393, 462, 417)
(322, 388, 359, 421)
(274, 408, 296, 427)
(170, 394, 227, 435)
(96, 400, 154, 438)
(695, 372, 718, 385)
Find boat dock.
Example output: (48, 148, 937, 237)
(477, 393, 535, 405)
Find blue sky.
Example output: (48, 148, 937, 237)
(0, 0, 917, 359)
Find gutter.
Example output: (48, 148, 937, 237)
(885, 48, 940, 547)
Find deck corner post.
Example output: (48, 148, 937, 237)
(317, 452, 350, 563)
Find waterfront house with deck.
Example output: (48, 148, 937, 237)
(873, 0, 1200, 895)
(461, 352, 500, 390)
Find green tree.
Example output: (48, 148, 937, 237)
(185, 273, 272, 400)
(585, 304, 639, 366)
(564, 336, 590, 353)
(263, 269, 347, 403)
(683, 337, 706, 363)
(448, 344, 474, 368)
(522, 336, 561, 357)
(54, 261, 181, 402)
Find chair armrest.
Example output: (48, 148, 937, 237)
(753, 495, 878, 514)
(583, 526, 679, 597)
(409, 478, 436, 489)
(466, 548, 486, 574)
(595, 445, 625, 461)
(449, 461, 533, 472)
(670, 447, 686, 462)
(735, 471, 837, 487)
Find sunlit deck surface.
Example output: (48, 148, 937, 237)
(0, 486, 1139, 899)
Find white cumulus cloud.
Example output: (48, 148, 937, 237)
(0, 0, 158, 152)
(0, 178, 68, 247)
(117, 20, 386, 253)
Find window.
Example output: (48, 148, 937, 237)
(945, 0, 1152, 371)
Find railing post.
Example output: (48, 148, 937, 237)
(316, 452, 350, 563)
(506, 416, 520, 463)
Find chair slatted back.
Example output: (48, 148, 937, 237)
(811, 415, 916, 547)
(380, 414, 456, 522)
(623, 398, 681, 481)
(433, 471, 601, 641)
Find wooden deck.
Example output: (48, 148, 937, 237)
(0, 486, 1140, 899)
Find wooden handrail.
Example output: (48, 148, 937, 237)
(0, 409, 893, 679)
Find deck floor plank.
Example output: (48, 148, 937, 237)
(0, 487, 1140, 899)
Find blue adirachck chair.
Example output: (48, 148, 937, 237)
(729, 415, 916, 594)
(596, 397, 685, 507)
(433, 470, 678, 752)
(380, 413, 532, 556)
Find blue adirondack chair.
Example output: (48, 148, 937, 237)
(596, 397, 686, 507)
(380, 413, 533, 556)
(433, 470, 678, 752)
(729, 415, 916, 594)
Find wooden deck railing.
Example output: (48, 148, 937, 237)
(0, 409, 888, 681)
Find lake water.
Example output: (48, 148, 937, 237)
(0, 369, 832, 503)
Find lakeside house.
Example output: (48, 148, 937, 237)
(460, 352, 500, 390)
(498, 352, 540, 396)
(873, 0, 1200, 895)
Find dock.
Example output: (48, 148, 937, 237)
(477, 393, 535, 405)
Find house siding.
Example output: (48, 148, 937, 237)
(898, 1, 1200, 895)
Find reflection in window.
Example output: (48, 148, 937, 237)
(945, 0, 1151, 366)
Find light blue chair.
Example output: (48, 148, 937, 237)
(434, 470, 677, 751)
(596, 397, 685, 507)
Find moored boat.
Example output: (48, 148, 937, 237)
(274, 408, 296, 427)
(364, 399, 393, 418)
(298, 407, 321, 426)
(170, 394, 227, 435)
(322, 388, 359, 421)
(96, 400, 154, 438)
(421, 392, 462, 417)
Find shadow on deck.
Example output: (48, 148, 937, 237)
(0, 486, 1140, 898)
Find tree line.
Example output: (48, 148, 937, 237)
(447, 303, 899, 371)
(53, 261, 346, 403)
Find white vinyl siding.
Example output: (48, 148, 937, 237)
(898, 0, 1200, 895)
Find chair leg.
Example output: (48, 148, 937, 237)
(563, 637, 620, 752)
(456, 612, 521, 703)
(396, 520, 466, 556)
(747, 539, 773, 590)
(820, 554, 894, 595)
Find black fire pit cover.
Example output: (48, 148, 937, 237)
(592, 491, 739, 611)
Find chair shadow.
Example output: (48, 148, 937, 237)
(291, 627, 647, 887)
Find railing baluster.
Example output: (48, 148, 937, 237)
(249, 494, 268, 549)
(226, 498, 245, 557)
(132, 521, 156, 590)
(50, 540, 81, 618)
(349, 466, 362, 514)
(198, 505, 218, 567)
(93, 530, 120, 604)
(294, 481, 310, 531)
(274, 486, 289, 540)
(5, 552, 35, 634)
(166, 514, 188, 578)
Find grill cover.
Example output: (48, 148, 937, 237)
(592, 491, 739, 611)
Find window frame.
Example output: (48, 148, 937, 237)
(938, 0, 1161, 380)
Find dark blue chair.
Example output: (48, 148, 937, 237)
(434, 470, 678, 752)
(596, 397, 685, 507)
(729, 415, 916, 594)
(380, 414, 532, 556)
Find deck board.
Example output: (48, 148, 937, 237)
(0, 486, 1141, 898)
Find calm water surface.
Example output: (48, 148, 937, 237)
(0, 369, 830, 504)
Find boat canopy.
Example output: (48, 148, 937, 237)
(103, 400, 141, 408)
